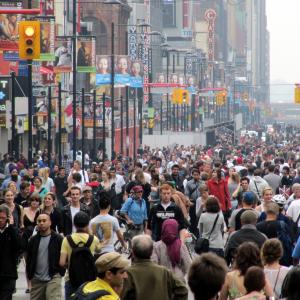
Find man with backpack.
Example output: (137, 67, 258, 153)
(60, 211, 100, 300)
(71, 252, 129, 300)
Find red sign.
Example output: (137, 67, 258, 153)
(205, 9, 216, 62)
(44, 0, 54, 15)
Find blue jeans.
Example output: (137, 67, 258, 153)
(64, 280, 77, 300)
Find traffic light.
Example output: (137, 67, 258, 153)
(19, 21, 40, 60)
(181, 90, 189, 104)
(295, 85, 300, 104)
(216, 90, 227, 106)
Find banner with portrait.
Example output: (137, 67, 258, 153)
(129, 60, 143, 88)
(0, 14, 21, 50)
(76, 36, 96, 73)
(156, 73, 166, 83)
(95, 55, 111, 85)
(35, 16, 55, 61)
(115, 55, 131, 85)
(54, 36, 72, 73)
(187, 75, 197, 94)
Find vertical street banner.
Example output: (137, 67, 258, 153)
(142, 0, 150, 103)
(43, 0, 55, 15)
(0, 1, 22, 51)
(35, 16, 55, 61)
(54, 36, 72, 73)
(0, 77, 10, 127)
(130, 60, 143, 88)
(95, 55, 111, 85)
(128, 26, 137, 61)
(76, 36, 96, 73)
(115, 55, 131, 86)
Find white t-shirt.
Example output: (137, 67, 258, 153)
(70, 206, 80, 233)
(287, 199, 300, 226)
(42, 177, 54, 192)
(69, 169, 89, 185)
(89, 214, 120, 253)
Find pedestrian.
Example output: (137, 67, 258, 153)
(235, 266, 273, 300)
(53, 166, 68, 208)
(188, 253, 228, 300)
(225, 210, 267, 265)
(261, 239, 290, 299)
(207, 168, 231, 225)
(198, 195, 225, 257)
(120, 185, 148, 237)
(280, 266, 300, 300)
(220, 242, 273, 300)
(90, 190, 126, 255)
(151, 219, 191, 282)
(59, 211, 100, 299)
(61, 186, 90, 235)
(81, 185, 99, 218)
(26, 213, 65, 300)
(0, 204, 22, 300)
(147, 183, 186, 241)
(121, 234, 188, 300)
(76, 252, 129, 299)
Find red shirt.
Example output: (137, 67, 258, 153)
(207, 178, 231, 211)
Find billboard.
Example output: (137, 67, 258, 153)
(35, 16, 55, 61)
(95, 55, 111, 85)
(54, 36, 72, 73)
(76, 36, 96, 73)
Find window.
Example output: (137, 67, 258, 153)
(163, 0, 176, 27)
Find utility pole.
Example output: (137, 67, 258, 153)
(111, 22, 115, 160)
(72, 0, 77, 161)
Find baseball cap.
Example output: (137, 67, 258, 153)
(131, 185, 143, 193)
(243, 191, 256, 205)
(95, 252, 130, 273)
(82, 186, 92, 192)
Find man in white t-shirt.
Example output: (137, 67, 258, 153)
(90, 190, 126, 253)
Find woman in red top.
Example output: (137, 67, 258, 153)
(207, 168, 231, 225)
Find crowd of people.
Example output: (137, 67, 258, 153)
(1, 129, 300, 300)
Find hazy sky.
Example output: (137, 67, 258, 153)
(267, 0, 300, 84)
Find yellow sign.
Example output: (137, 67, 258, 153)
(295, 85, 300, 104)
(172, 88, 189, 104)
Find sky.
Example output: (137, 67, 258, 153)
(266, 0, 300, 84)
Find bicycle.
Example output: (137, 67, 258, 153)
(113, 211, 143, 258)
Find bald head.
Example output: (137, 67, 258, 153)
(132, 235, 153, 259)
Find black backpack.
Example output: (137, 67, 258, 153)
(70, 282, 110, 300)
(67, 235, 97, 288)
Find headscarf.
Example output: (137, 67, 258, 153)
(161, 219, 181, 267)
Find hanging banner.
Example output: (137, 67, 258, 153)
(128, 26, 137, 61)
(43, 0, 55, 15)
(76, 36, 96, 73)
(54, 36, 72, 73)
(130, 60, 143, 88)
(95, 55, 111, 85)
(0, 12, 21, 50)
(187, 75, 196, 94)
(156, 73, 166, 83)
(34, 16, 55, 61)
(115, 55, 131, 85)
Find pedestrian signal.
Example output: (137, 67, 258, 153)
(216, 91, 227, 106)
(19, 21, 40, 60)
(295, 85, 300, 104)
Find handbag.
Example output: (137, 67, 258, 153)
(195, 213, 219, 254)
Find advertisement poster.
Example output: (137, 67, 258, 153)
(187, 75, 196, 94)
(54, 36, 72, 73)
(95, 55, 111, 85)
(129, 60, 143, 88)
(35, 16, 55, 61)
(156, 73, 165, 83)
(0, 14, 21, 50)
(115, 55, 131, 85)
(77, 36, 96, 73)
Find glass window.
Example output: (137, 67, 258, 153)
(163, 0, 176, 27)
